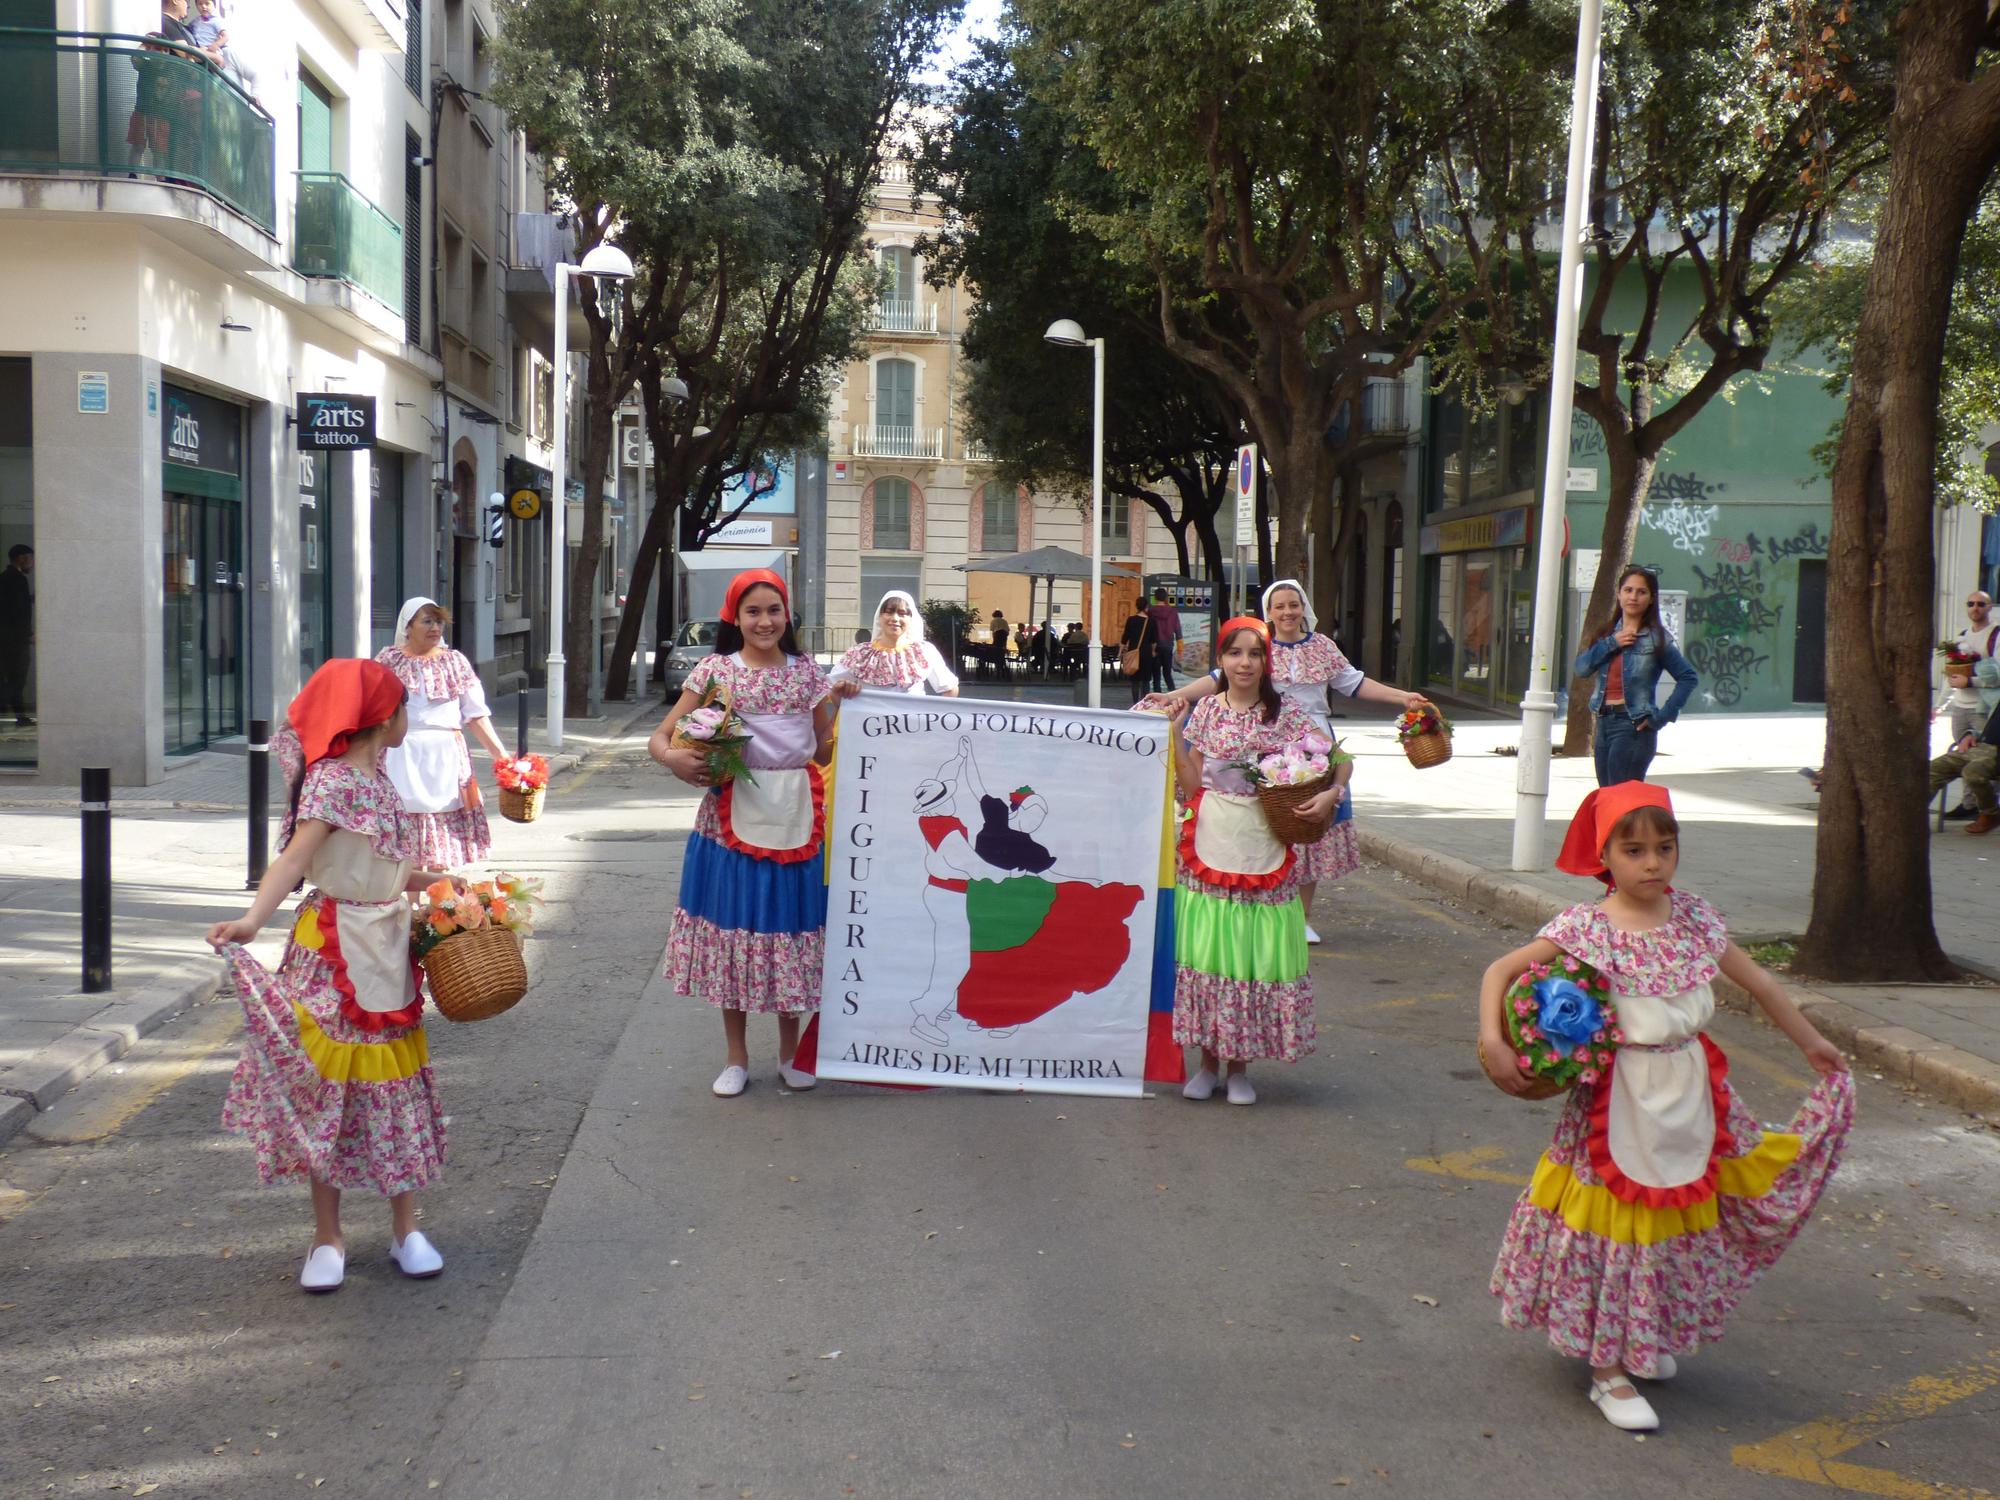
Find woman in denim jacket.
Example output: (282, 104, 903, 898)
(1574, 566, 1699, 785)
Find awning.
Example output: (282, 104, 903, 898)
(676, 548, 788, 573)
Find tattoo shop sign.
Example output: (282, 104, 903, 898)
(817, 692, 1172, 1098)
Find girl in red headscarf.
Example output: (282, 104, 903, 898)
(1477, 782, 1852, 1433)
(205, 660, 454, 1293)
(650, 568, 834, 1097)
(1160, 617, 1338, 1106)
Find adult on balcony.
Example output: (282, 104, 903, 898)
(126, 0, 209, 182)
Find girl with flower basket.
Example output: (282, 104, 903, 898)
(651, 569, 834, 1098)
(1160, 617, 1337, 1106)
(1144, 580, 1432, 943)
(204, 660, 456, 1293)
(1477, 781, 1853, 1432)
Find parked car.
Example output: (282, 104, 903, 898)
(662, 620, 721, 695)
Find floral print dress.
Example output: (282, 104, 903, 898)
(666, 651, 832, 1013)
(1269, 633, 1362, 884)
(1491, 892, 1853, 1376)
(1171, 695, 1320, 1061)
(221, 759, 446, 1195)
(830, 640, 959, 695)
(376, 645, 493, 868)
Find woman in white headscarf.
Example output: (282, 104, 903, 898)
(829, 590, 960, 699)
(1144, 580, 1432, 942)
(375, 597, 513, 867)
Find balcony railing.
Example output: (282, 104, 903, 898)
(1361, 378, 1410, 437)
(0, 27, 276, 233)
(853, 424, 944, 460)
(294, 170, 404, 314)
(963, 439, 992, 463)
(867, 298, 939, 334)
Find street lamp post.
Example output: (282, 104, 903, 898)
(1044, 318, 1105, 708)
(1512, 0, 1605, 869)
(548, 241, 635, 751)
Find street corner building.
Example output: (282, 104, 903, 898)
(0, 0, 616, 785)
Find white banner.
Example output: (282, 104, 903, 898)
(817, 692, 1172, 1097)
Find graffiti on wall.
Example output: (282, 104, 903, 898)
(1685, 560, 1779, 706)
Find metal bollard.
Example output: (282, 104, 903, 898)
(246, 717, 269, 889)
(81, 767, 111, 994)
(516, 689, 529, 758)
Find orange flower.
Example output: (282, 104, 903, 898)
(429, 911, 457, 935)
(425, 878, 458, 905)
(487, 899, 511, 927)
(455, 899, 488, 930)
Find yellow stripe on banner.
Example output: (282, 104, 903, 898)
(292, 1002, 429, 1083)
(1157, 739, 1178, 891)
(823, 717, 839, 889)
(1526, 1129, 1805, 1247)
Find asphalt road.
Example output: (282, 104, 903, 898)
(3, 729, 1998, 1500)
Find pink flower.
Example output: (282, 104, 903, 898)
(1516, 1054, 1534, 1070)
(1520, 1025, 1541, 1041)
(1513, 997, 1533, 1015)
(1578, 1068, 1599, 1085)
(1610, 1028, 1626, 1043)
(1596, 1050, 1612, 1066)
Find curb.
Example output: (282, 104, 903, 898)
(1357, 828, 2000, 1122)
(0, 959, 225, 1145)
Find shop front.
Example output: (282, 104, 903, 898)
(161, 384, 247, 754)
(1419, 502, 1536, 710)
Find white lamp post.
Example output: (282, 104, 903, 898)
(547, 240, 635, 750)
(1512, 0, 1604, 869)
(1044, 318, 1105, 708)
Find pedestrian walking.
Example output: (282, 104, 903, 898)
(1573, 565, 1699, 785)
(205, 660, 453, 1293)
(1162, 618, 1341, 1106)
(1119, 604, 1154, 705)
(1143, 588, 1182, 693)
(829, 589, 959, 698)
(377, 598, 514, 868)
(1478, 781, 1853, 1432)
(655, 569, 834, 1097)
(0, 543, 33, 726)
(1144, 579, 1431, 943)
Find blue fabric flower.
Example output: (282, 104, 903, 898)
(1533, 978, 1603, 1058)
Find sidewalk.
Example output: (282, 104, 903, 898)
(0, 695, 664, 1143)
(1338, 706, 2000, 1120)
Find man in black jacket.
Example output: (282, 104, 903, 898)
(0, 544, 32, 726)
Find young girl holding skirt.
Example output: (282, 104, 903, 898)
(207, 660, 452, 1293)
(1478, 781, 1852, 1431)
(655, 569, 834, 1097)
(1164, 618, 1342, 1106)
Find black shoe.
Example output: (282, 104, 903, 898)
(13, 715, 32, 727)
(1945, 802, 1979, 821)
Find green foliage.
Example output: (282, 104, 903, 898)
(919, 597, 973, 651)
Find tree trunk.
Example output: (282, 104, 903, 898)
(1559, 437, 1655, 757)
(1799, 5, 2000, 981)
(1267, 425, 1329, 588)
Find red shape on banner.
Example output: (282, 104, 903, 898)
(956, 881, 1146, 1029)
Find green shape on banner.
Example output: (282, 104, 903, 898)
(967, 876, 1059, 953)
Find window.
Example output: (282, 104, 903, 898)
(441, 221, 465, 335)
(874, 358, 915, 434)
(873, 476, 912, 550)
(403, 128, 423, 347)
(862, 557, 921, 617)
(469, 248, 491, 347)
(877, 246, 919, 328)
(404, 0, 423, 97)
(1102, 497, 1129, 553)
(530, 353, 553, 440)
(298, 70, 334, 174)
(981, 485, 1018, 552)
(509, 340, 526, 428)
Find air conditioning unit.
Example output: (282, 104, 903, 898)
(620, 427, 654, 469)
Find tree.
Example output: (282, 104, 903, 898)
(920, 40, 1238, 581)
(1011, 0, 1480, 618)
(1434, 0, 1892, 754)
(1798, 1, 2000, 981)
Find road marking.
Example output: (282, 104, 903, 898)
(1405, 1146, 1530, 1186)
(1732, 1353, 2000, 1498)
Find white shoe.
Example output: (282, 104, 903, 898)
(1181, 1068, 1217, 1101)
(390, 1230, 444, 1279)
(779, 1062, 817, 1091)
(1639, 1354, 1678, 1381)
(1226, 1073, 1257, 1106)
(1589, 1376, 1660, 1431)
(712, 1064, 749, 1097)
(1305, 923, 1322, 945)
(299, 1244, 345, 1292)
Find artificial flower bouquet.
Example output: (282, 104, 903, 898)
(496, 752, 550, 824)
(411, 874, 544, 1022)
(668, 684, 756, 786)
(1395, 702, 1453, 768)
(1237, 732, 1352, 846)
(1939, 641, 1980, 688)
(1484, 954, 1622, 1101)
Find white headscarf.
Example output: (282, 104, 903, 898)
(395, 596, 443, 646)
(873, 590, 926, 646)
(1260, 578, 1317, 636)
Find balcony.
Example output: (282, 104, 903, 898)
(852, 424, 944, 460)
(867, 298, 940, 334)
(505, 211, 586, 360)
(320, 0, 408, 54)
(963, 439, 992, 463)
(1361, 378, 1411, 437)
(294, 171, 403, 315)
(0, 27, 276, 234)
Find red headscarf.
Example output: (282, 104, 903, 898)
(1215, 615, 1272, 675)
(722, 568, 789, 624)
(287, 659, 407, 767)
(1555, 781, 1676, 883)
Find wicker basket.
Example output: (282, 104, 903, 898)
(1477, 1038, 1567, 1101)
(498, 784, 545, 823)
(1402, 729, 1453, 769)
(423, 926, 529, 1023)
(1257, 776, 1334, 846)
(668, 678, 731, 753)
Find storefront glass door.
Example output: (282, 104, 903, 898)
(163, 495, 244, 753)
